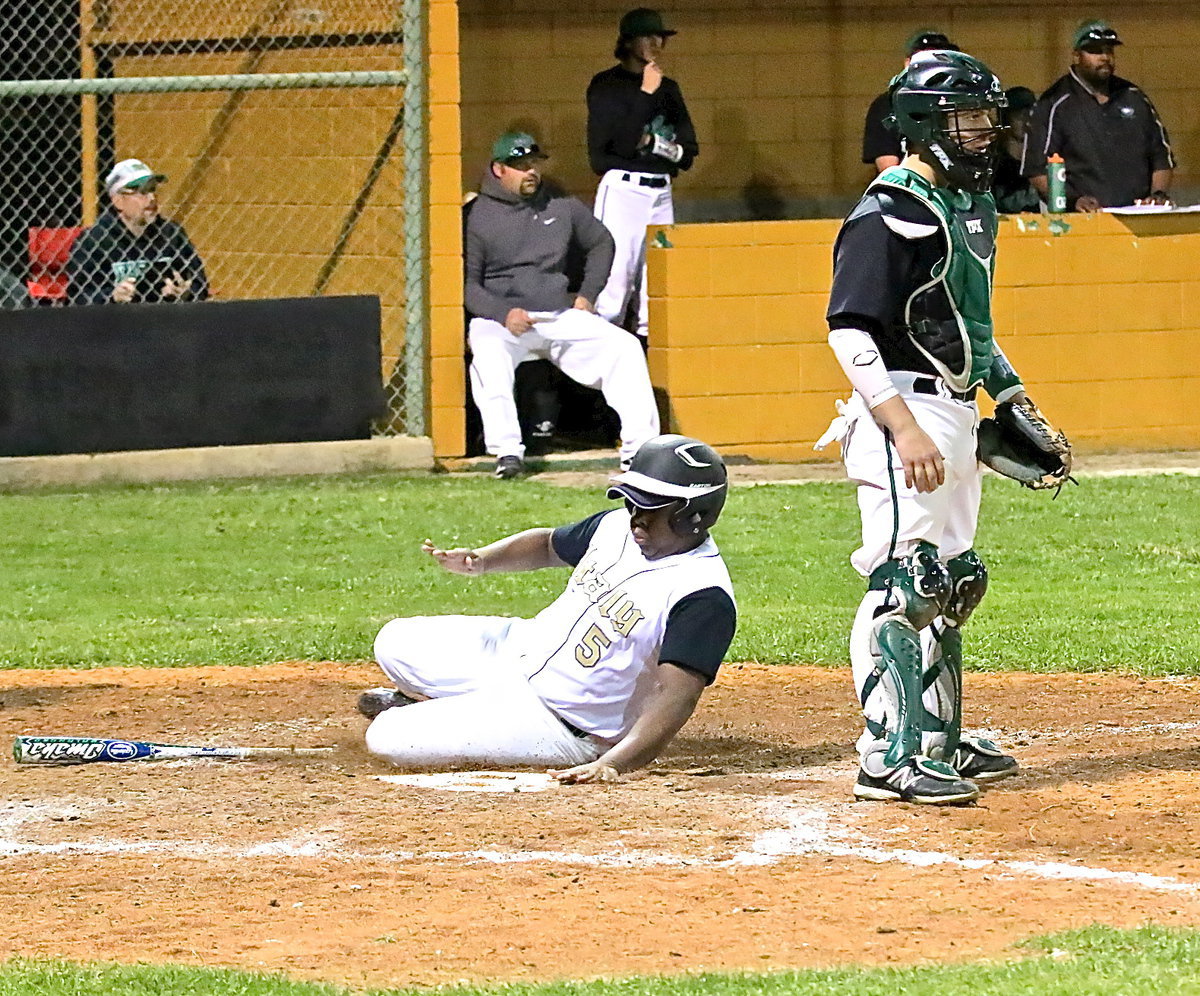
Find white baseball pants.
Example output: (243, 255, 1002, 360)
(824, 376, 983, 765)
(468, 308, 659, 465)
(593, 170, 674, 339)
(366, 615, 601, 769)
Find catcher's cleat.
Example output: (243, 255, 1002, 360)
(356, 687, 416, 720)
(494, 455, 524, 480)
(853, 756, 979, 805)
(952, 737, 1019, 782)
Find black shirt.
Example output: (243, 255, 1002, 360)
(861, 91, 903, 166)
(586, 65, 698, 176)
(551, 510, 736, 683)
(991, 149, 1040, 214)
(68, 212, 209, 306)
(1021, 70, 1174, 208)
(826, 185, 957, 376)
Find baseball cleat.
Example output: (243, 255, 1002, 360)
(356, 687, 416, 720)
(853, 756, 979, 805)
(952, 737, 1019, 782)
(494, 455, 524, 480)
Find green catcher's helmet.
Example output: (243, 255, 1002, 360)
(888, 49, 1007, 193)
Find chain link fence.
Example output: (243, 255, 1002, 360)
(0, 0, 426, 435)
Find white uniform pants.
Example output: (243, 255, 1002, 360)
(366, 615, 601, 769)
(828, 379, 983, 765)
(468, 309, 659, 465)
(593, 170, 674, 339)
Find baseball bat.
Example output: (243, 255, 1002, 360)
(13, 736, 333, 766)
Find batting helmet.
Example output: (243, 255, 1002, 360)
(607, 434, 727, 537)
(888, 49, 1007, 193)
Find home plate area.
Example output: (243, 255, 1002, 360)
(1, 661, 1200, 988)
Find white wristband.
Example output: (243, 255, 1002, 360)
(828, 327, 899, 409)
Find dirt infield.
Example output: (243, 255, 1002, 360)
(3, 662, 1200, 989)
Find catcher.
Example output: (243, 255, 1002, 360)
(818, 50, 1072, 805)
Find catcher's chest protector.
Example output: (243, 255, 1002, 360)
(875, 168, 998, 390)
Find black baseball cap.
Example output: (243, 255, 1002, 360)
(906, 29, 959, 56)
(1004, 86, 1037, 113)
(1072, 20, 1122, 51)
(619, 8, 677, 39)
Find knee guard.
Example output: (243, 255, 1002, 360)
(868, 541, 952, 629)
(943, 549, 988, 627)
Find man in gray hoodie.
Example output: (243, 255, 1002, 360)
(466, 132, 660, 479)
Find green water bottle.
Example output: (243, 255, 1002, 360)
(1046, 154, 1068, 213)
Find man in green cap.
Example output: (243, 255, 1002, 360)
(1021, 20, 1174, 211)
(587, 8, 698, 340)
(465, 132, 660, 479)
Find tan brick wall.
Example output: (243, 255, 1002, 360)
(647, 212, 1200, 459)
(460, 1, 1192, 212)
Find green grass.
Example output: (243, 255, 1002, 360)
(2, 926, 1200, 995)
(0, 473, 1196, 672)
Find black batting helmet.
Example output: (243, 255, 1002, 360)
(607, 434, 727, 537)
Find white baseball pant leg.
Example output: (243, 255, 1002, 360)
(835, 386, 982, 763)
(367, 615, 599, 768)
(468, 317, 545, 460)
(536, 309, 660, 466)
(594, 171, 674, 339)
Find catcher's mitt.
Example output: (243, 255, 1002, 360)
(977, 399, 1076, 494)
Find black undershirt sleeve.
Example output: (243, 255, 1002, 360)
(659, 587, 737, 685)
(550, 510, 611, 567)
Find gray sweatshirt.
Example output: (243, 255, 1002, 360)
(464, 171, 616, 323)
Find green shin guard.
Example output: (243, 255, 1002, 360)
(877, 618, 925, 769)
(927, 624, 963, 759)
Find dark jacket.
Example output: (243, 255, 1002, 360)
(464, 171, 615, 324)
(587, 64, 698, 176)
(1021, 70, 1174, 208)
(68, 212, 209, 306)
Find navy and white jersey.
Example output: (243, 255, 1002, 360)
(518, 509, 736, 741)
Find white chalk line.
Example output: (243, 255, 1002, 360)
(3, 782, 1199, 898)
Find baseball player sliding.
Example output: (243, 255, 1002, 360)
(820, 51, 1072, 804)
(359, 435, 736, 783)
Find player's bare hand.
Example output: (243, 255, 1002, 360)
(572, 296, 595, 312)
(1074, 195, 1102, 213)
(549, 761, 619, 784)
(640, 60, 663, 94)
(161, 270, 189, 299)
(422, 538, 483, 575)
(892, 424, 945, 493)
(1137, 192, 1172, 206)
(504, 308, 534, 336)
(111, 278, 137, 303)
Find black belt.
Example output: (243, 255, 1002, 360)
(912, 376, 976, 403)
(620, 172, 668, 188)
(558, 716, 591, 740)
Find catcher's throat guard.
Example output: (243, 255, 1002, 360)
(978, 399, 1076, 494)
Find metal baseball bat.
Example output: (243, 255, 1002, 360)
(12, 736, 333, 766)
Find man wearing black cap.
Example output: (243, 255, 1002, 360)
(360, 434, 736, 784)
(1021, 20, 1174, 211)
(861, 30, 960, 174)
(992, 86, 1041, 213)
(587, 8, 698, 340)
(465, 131, 660, 479)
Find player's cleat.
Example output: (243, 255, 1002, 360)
(356, 687, 417, 720)
(853, 756, 979, 805)
(494, 455, 524, 480)
(952, 737, 1019, 782)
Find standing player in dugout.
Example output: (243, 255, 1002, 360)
(819, 51, 1073, 805)
(587, 7, 698, 340)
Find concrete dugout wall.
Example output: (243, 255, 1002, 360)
(647, 212, 1200, 460)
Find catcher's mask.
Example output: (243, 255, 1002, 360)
(887, 50, 1008, 193)
(607, 434, 727, 537)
